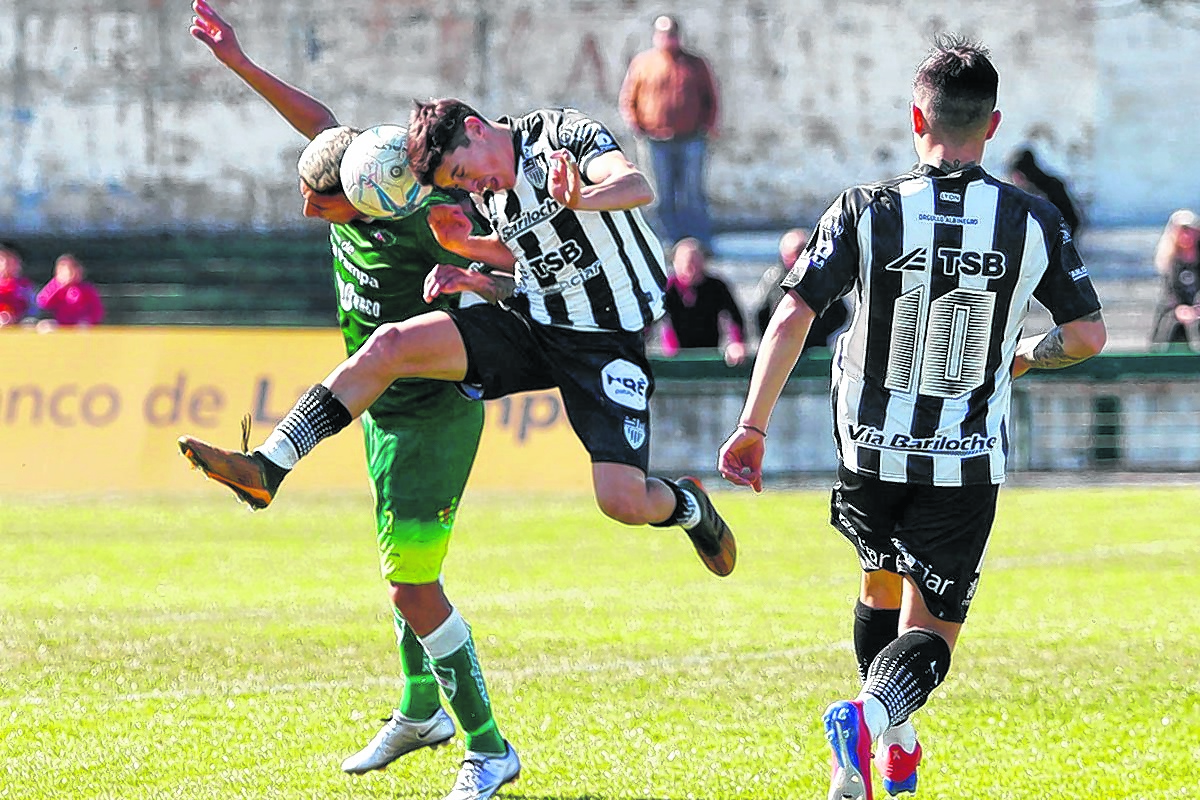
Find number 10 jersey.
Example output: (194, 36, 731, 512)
(784, 163, 1102, 486)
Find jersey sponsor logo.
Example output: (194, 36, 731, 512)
(527, 239, 584, 280)
(939, 191, 962, 202)
(562, 118, 617, 152)
(937, 248, 1007, 278)
(500, 197, 561, 240)
(892, 538, 957, 597)
(918, 211, 980, 226)
(623, 416, 647, 449)
(1068, 265, 1089, 281)
(848, 424, 997, 456)
(335, 273, 382, 318)
(533, 260, 601, 297)
(884, 247, 1006, 278)
(884, 248, 930, 271)
(601, 359, 649, 411)
(332, 239, 381, 287)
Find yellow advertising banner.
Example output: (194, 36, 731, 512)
(0, 327, 592, 495)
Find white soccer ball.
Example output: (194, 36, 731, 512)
(339, 124, 433, 220)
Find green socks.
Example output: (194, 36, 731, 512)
(419, 608, 506, 755)
(393, 608, 441, 721)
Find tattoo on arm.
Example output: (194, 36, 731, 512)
(1024, 311, 1103, 369)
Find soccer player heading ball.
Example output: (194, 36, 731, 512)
(179, 29, 737, 798)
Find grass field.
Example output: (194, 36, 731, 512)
(2, 484, 1198, 799)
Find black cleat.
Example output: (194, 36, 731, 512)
(677, 476, 737, 576)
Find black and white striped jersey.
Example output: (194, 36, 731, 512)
(785, 163, 1102, 486)
(480, 108, 667, 333)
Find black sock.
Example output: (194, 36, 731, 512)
(275, 384, 352, 460)
(253, 454, 291, 494)
(862, 628, 951, 727)
(853, 601, 901, 683)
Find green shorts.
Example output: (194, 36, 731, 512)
(363, 397, 485, 584)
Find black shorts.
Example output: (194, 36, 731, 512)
(447, 303, 654, 472)
(829, 464, 999, 623)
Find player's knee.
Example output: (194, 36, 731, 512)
(360, 323, 414, 375)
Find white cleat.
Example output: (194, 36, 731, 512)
(441, 741, 521, 800)
(341, 708, 455, 774)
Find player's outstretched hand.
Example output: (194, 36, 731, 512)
(190, 0, 245, 65)
(718, 428, 766, 493)
(423, 264, 479, 303)
(548, 150, 581, 208)
(427, 204, 474, 251)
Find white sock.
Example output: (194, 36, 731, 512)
(879, 720, 918, 752)
(677, 490, 702, 529)
(856, 692, 891, 743)
(255, 431, 300, 470)
(418, 608, 470, 660)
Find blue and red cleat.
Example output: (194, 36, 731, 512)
(823, 699, 874, 800)
(877, 739, 922, 796)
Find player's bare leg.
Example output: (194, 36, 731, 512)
(593, 462, 736, 576)
(180, 311, 468, 508)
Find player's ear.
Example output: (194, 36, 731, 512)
(984, 109, 1002, 140)
(911, 103, 928, 135)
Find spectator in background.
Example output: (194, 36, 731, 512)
(0, 243, 36, 327)
(661, 237, 746, 365)
(1007, 147, 1083, 235)
(1149, 208, 1200, 350)
(36, 253, 105, 329)
(619, 14, 718, 252)
(754, 227, 850, 352)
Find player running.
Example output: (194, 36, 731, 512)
(719, 34, 1105, 800)
(187, 4, 519, 799)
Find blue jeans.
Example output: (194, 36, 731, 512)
(647, 135, 712, 249)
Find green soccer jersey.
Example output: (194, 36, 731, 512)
(329, 193, 475, 421)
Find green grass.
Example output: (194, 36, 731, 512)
(2, 486, 1197, 799)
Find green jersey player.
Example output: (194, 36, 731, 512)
(188, 3, 519, 799)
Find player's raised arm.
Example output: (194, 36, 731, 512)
(569, 150, 655, 212)
(426, 205, 517, 270)
(189, 0, 337, 139)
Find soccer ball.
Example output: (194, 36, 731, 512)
(339, 124, 433, 220)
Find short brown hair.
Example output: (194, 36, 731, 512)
(913, 34, 998, 135)
(405, 98, 483, 186)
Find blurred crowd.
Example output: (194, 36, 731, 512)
(0, 245, 105, 331)
(626, 16, 1197, 359)
(1, 13, 1195, 358)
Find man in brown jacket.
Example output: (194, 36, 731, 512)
(619, 14, 719, 252)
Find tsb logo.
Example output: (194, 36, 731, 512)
(937, 247, 1007, 278)
(601, 359, 649, 411)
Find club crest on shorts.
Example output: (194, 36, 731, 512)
(623, 416, 647, 450)
(522, 146, 547, 188)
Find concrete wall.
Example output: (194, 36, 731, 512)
(0, 0, 1195, 234)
